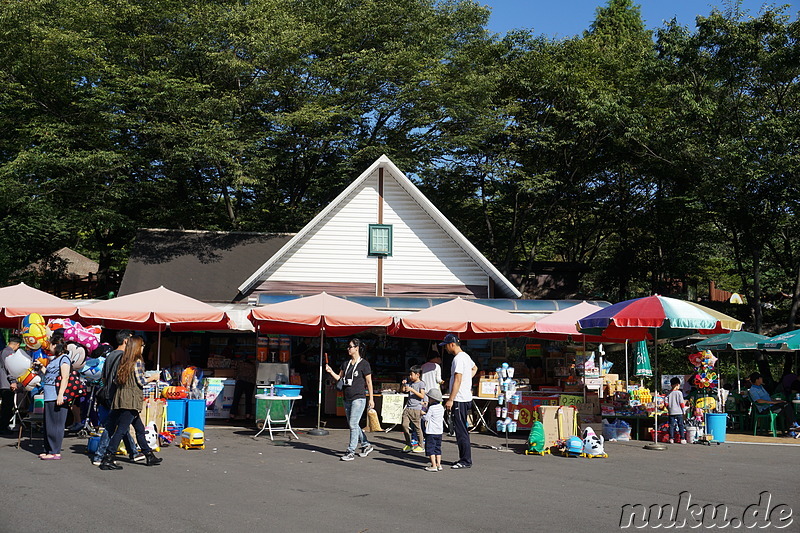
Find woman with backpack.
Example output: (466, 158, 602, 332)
(98, 335, 162, 470)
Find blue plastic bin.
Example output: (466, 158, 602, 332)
(186, 399, 206, 431)
(705, 413, 728, 443)
(87, 435, 100, 454)
(273, 385, 302, 397)
(166, 399, 187, 428)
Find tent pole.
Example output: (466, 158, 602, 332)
(654, 330, 658, 435)
(735, 350, 741, 394)
(157, 328, 162, 371)
(308, 327, 329, 436)
(624, 340, 629, 388)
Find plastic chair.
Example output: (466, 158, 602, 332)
(749, 391, 783, 437)
(724, 392, 748, 430)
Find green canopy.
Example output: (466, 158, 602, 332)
(757, 329, 800, 351)
(694, 331, 768, 351)
(633, 340, 652, 377)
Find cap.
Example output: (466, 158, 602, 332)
(438, 333, 459, 346)
(426, 388, 443, 402)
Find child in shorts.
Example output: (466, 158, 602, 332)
(421, 387, 444, 471)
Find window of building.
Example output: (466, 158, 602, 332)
(368, 224, 392, 256)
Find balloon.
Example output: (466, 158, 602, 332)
(66, 343, 87, 370)
(4, 348, 33, 377)
(22, 313, 45, 331)
(18, 368, 41, 391)
(63, 323, 101, 352)
(79, 356, 105, 382)
(23, 323, 50, 351)
(46, 317, 74, 332)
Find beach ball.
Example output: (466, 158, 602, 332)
(23, 323, 49, 351)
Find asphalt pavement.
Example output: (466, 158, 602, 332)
(2, 423, 798, 532)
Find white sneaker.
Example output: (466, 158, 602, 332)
(340, 452, 356, 461)
(359, 444, 374, 457)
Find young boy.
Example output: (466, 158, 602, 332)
(666, 377, 687, 444)
(422, 388, 444, 471)
(401, 366, 426, 453)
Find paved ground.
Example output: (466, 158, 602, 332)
(2, 420, 798, 532)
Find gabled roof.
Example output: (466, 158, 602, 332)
(238, 155, 521, 298)
(120, 229, 294, 302)
(18, 247, 98, 278)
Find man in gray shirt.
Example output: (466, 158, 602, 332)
(0, 335, 22, 434)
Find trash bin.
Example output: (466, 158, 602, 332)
(685, 426, 698, 444)
(705, 413, 728, 443)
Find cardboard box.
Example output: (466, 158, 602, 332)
(537, 405, 577, 447)
(603, 373, 619, 384)
(477, 378, 499, 398)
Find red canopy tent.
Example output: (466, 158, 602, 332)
(388, 297, 536, 339)
(533, 301, 627, 342)
(246, 292, 393, 435)
(247, 292, 392, 337)
(78, 286, 235, 368)
(0, 282, 78, 328)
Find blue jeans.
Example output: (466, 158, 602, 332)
(93, 405, 139, 461)
(343, 398, 370, 453)
(669, 414, 685, 441)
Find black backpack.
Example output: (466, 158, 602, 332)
(97, 351, 122, 408)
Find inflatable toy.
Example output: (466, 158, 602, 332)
(4, 348, 33, 377)
(23, 322, 49, 351)
(22, 313, 45, 331)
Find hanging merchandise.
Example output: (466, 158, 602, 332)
(689, 350, 719, 389)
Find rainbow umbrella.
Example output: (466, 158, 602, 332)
(578, 295, 742, 445)
(577, 295, 742, 339)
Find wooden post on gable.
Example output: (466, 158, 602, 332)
(377, 167, 384, 297)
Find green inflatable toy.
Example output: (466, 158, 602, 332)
(525, 421, 550, 455)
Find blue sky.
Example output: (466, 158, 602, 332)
(482, 1, 799, 38)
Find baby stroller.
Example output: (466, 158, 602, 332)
(72, 356, 106, 438)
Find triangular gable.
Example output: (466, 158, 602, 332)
(238, 155, 521, 298)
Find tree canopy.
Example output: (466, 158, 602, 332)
(1, 0, 798, 332)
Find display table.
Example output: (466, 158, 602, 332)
(471, 397, 499, 436)
(441, 395, 498, 436)
(602, 414, 656, 440)
(254, 395, 301, 441)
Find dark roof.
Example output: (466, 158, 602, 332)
(16, 247, 99, 278)
(119, 229, 294, 302)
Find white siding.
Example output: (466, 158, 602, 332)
(261, 168, 488, 290)
(382, 169, 487, 287)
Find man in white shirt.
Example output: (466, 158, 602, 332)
(442, 333, 477, 468)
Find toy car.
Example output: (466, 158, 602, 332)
(179, 427, 205, 449)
